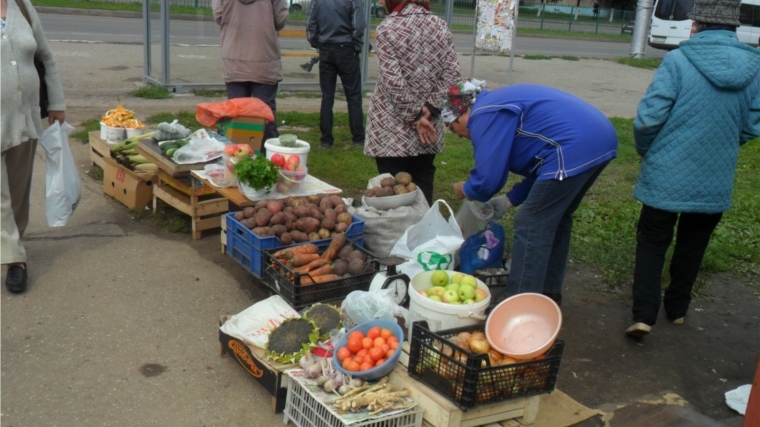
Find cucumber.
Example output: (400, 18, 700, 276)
(160, 144, 178, 153)
(166, 147, 178, 157)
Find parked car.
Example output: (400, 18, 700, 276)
(622, 20, 635, 35)
(289, 0, 386, 18)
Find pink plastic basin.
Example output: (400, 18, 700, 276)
(485, 293, 562, 360)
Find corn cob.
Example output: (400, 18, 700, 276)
(134, 163, 158, 173)
(127, 154, 151, 164)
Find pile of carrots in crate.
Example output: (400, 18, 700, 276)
(271, 234, 347, 285)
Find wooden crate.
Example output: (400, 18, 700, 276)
(221, 213, 228, 254)
(89, 131, 110, 169)
(395, 342, 539, 427)
(153, 180, 229, 240)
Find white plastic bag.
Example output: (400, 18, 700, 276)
(390, 199, 464, 279)
(173, 131, 226, 165)
(455, 200, 494, 239)
(219, 295, 300, 349)
(341, 289, 409, 330)
(38, 121, 81, 227)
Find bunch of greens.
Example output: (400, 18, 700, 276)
(234, 155, 280, 192)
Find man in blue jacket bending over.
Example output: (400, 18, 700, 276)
(447, 81, 618, 306)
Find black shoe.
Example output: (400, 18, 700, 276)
(352, 139, 365, 148)
(6, 264, 27, 293)
(300, 63, 313, 73)
(625, 321, 652, 338)
(319, 143, 332, 150)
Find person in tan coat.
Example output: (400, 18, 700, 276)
(212, 0, 289, 150)
(1, 0, 66, 294)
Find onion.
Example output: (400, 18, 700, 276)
(338, 384, 352, 395)
(487, 349, 502, 366)
(316, 375, 330, 386)
(305, 363, 322, 378)
(457, 332, 472, 342)
(323, 379, 338, 394)
(468, 337, 490, 354)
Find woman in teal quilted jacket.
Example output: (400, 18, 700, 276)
(626, 0, 760, 338)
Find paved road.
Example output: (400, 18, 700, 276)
(39, 13, 666, 59)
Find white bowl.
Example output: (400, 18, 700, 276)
(362, 188, 418, 210)
(238, 181, 268, 201)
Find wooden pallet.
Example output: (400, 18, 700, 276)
(221, 213, 228, 254)
(152, 181, 229, 240)
(89, 131, 110, 169)
(394, 342, 539, 427)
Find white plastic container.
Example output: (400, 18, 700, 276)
(126, 128, 145, 139)
(264, 137, 310, 169)
(238, 181, 268, 201)
(105, 126, 126, 145)
(407, 270, 491, 338)
(100, 121, 107, 139)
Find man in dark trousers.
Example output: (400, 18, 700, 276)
(307, 0, 366, 149)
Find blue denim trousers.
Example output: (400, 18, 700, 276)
(506, 161, 610, 298)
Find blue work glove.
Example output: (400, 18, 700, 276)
(487, 195, 513, 219)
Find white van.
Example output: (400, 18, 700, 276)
(648, 0, 760, 50)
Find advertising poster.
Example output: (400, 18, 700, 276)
(475, 0, 518, 54)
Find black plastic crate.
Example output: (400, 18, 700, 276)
(262, 242, 378, 310)
(407, 321, 563, 411)
(473, 267, 509, 314)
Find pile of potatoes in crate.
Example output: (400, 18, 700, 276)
(364, 172, 417, 197)
(232, 194, 353, 243)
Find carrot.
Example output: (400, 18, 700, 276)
(274, 244, 317, 258)
(275, 250, 294, 261)
(321, 233, 347, 261)
(307, 264, 333, 277)
(288, 253, 321, 267)
(290, 259, 328, 275)
(300, 274, 341, 285)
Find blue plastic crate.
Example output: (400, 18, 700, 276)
(224, 212, 365, 278)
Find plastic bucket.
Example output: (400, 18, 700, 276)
(407, 270, 491, 338)
(105, 126, 126, 145)
(264, 138, 310, 169)
(100, 121, 107, 139)
(126, 128, 145, 139)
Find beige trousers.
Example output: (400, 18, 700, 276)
(1, 139, 38, 265)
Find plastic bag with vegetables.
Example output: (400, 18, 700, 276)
(153, 120, 192, 142)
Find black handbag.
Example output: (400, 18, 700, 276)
(14, 0, 49, 119)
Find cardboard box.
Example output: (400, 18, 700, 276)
(218, 315, 294, 413)
(218, 117, 266, 153)
(103, 157, 158, 210)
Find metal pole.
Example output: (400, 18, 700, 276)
(469, 0, 477, 78)
(444, 0, 454, 30)
(508, 4, 517, 85)
(630, 0, 653, 58)
(143, 0, 151, 81)
(361, 0, 372, 92)
(161, 0, 170, 86)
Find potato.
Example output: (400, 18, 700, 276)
(336, 212, 352, 226)
(329, 195, 344, 207)
(318, 228, 330, 239)
(309, 208, 324, 221)
(267, 201, 284, 215)
(255, 209, 273, 227)
(291, 198, 306, 208)
(243, 207, 256, 218)
(324, 209, 337, 222)
(284, 212, 298, 223)
(348, 250, 365, 261)
(284, 206, 293, 213)
(285, 220, 294, 231)
(407, 183, 418, 192)
(334, 204, 347, 214)
(335, 222, 348, 232)
(321, 218, 336, 231)
(284, 197, 295, 207)
(269, 212, 286, 225)
(364, 188, 376, 197)
(395, 172, 412, 186)
(319, 198, 334, 211)
(308, 232, 321, 241)
(348, 258, 365, 276)
(381, 186, 395, 197)
(380, 177, 396, 188)
(291, 230, 309, 243)
(244, 218, 257, 229)
(307, 195, 320, 204)
(279, 232, 293, 245)
(394, 185, 409, 195)
(234, 211, 245, 221)
(338, 245, 354, 260)
(293, 206, 311, 218)
(255, 200, 269, 210)
(332, 259, 349, 276)
(296, 217, 321, 233)
(252, 227, 274, 237)
(271, 224, 287, 237)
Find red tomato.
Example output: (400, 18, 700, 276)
(342, 357, 352, 370)
(337, 347, 351, 362)
(373, 337, 386, 348)
(369, 347, 385, 361)
(347, 337, 363, 353)
(381, 344, 390, 353)
(387, 336, 399, 346)
(367, 327, 381, 340)
(347, 361, 361, 372)
(389, 341, 399, 350)
(353, 356, 364, 365)
(349, 331, 365, 341)
(360, 362, 374, 371)
(363, 354, 374, 365)
(375, 358, 386, 367)
(362, 337, 374, 350)
(380, 329, 394, 340)
(356, 349, 368, 358)
(386, 349, 394, 359)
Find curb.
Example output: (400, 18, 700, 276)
(35, 6, 631, 42)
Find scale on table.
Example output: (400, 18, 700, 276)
(368, 256, 411, 308)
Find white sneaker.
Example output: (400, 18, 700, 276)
(671, 317, 684, 325)
(625, 322, 652, 337)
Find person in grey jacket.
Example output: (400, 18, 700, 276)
(1, 0, 66, 293)
(306, 0, 366, 149)
(625, 0, 760, 338)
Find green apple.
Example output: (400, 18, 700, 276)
(463, 298, 475, 305)
(445, 283, 460, 293)
(431, 270, 449, 287)
(449, 301, 463, 305)
(427, 286, 446, 298)
(460, 275, 477, 288)
(458, 284, 476, 301)
(428, 295, 442, 302)
(442, 290, 459, 304)
(474, 288, 488, 302)
(450, 273, 465, 284)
